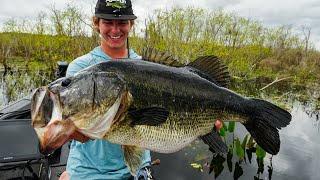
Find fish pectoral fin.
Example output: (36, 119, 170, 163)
(123, 145, 144, 176)
(200, 130, 228, 153)
(128, 107, 169, 126)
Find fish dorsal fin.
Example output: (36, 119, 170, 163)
(142, 47, 183, 67)
(187, 56, 231, 87)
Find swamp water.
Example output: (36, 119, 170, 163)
(0, 71, 319, 180)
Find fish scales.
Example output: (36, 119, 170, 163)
(105, 110, 242, 153)
(89, 60, 248, 114)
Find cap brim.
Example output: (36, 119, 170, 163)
(95, 14, 137, 20)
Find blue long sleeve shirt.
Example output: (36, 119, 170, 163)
(66, 46, 151, 180)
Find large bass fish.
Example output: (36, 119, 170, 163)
(31, 49, 291, 174)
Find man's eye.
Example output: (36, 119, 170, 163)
(103, 21, 113, 25)
(119, 21, 129, 25)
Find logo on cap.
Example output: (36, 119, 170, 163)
(106, 0, 127, 9)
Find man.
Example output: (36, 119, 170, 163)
(59, 0, 223, 179)
(59, 0, 151, 179)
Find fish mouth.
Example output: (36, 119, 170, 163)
(33, 119, 89, 155)
(31, 87, 53, 128)
(31, 87, 89, 154)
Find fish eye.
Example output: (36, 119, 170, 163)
(61, 78, 72, 87)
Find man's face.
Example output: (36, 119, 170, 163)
(99, 19, 132, 50)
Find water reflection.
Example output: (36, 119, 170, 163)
(302, 103, 320, 131)
(274, 102, 320, 180)
(152, 102, 320, 180)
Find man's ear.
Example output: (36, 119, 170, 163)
(92, 16, 100, 33)
(129, 20, 134, 29)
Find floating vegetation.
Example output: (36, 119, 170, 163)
(189, 121, 274, 179)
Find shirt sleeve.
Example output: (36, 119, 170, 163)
(129, 49, 142, 60)
(66, 56, 90, 77)
(66, 62, 82, 77)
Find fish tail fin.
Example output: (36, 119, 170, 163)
(243, 98, 291, 155)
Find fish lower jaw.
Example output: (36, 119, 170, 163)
(77, 129, 105, 139)
(34, 127, 46, 150)
(75, 96, 123, 139)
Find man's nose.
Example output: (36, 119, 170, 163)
(111, 26, 120, 33)
(110, 22, 120, 33)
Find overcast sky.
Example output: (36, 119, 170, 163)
(1, 0, 320, 49)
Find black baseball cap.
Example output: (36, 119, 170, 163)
(95, 0, 137, 20)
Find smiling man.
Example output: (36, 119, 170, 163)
(59, 0, 152, 179)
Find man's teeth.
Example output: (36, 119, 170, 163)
(110, 36, 121, 39)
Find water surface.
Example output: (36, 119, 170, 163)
(152, 102, 320, 180)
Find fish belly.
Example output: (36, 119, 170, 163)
(106, 112, 216, 153)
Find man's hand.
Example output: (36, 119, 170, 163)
(214, 120, 223, 132)
(135, 166, 154, 180)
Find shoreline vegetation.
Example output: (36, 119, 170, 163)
(0, 6, 319, 101)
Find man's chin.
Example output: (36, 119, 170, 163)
(104, 38, 127, 49)
(108, 43, 126, 49)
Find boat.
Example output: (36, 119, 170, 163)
(0, 61, 162, 180)
(0, 62, 69, 180)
